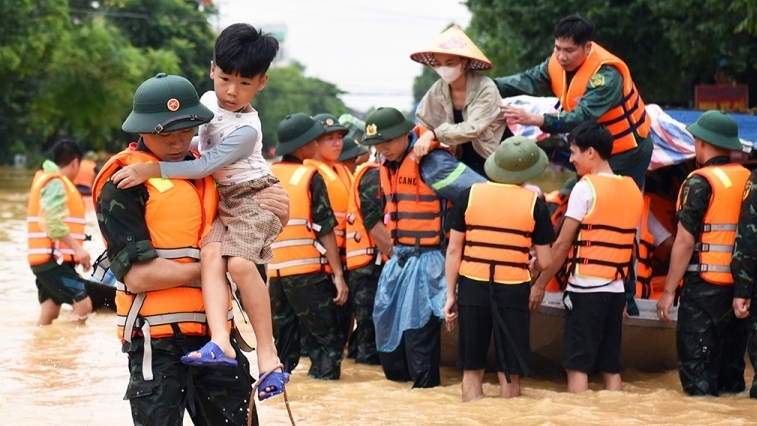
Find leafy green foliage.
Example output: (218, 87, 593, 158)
(253, 62, 348, 151)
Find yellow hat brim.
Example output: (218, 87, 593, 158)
(410, 25, 493, 71)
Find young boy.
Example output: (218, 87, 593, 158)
(112, 24, 288, 398)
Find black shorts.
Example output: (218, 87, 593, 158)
(32, 261, 88, 305)
(563, 291, 625, 374)
(457, 282, 530, 375)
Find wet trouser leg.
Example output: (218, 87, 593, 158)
(747, 308, 757, 398)
(269, 277, 301, 373)
(349, 269, 381, 365)
(285, 276, 344, 380)
(378, 317, 442, 388)
(123, 335, 255, 426)
(717, 317, 747, 393)
(676, 289, 734, 396)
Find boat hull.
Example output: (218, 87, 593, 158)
(441, 292, 679, 372)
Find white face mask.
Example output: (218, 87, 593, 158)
(434, 64, 464, 84)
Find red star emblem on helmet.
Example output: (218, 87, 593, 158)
(166, 98, 180, 111)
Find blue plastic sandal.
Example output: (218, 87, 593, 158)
(181, 341, 238, 370)
(258, 370, 290, 401)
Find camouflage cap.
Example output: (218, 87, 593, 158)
(361, 107, 415, 146)
(122, 73, 213, 134)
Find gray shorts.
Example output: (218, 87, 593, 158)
(203, 175, 283, 264)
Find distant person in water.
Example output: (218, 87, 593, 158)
(27, 140, 93, 326)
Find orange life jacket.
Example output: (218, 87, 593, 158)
(544, 189, 568, 227)
(268, 162, 332, 277)
(73, 158, 97, 192)
(459, 182, 535, 284)
(636, 195, 657, 298)
(568, 174, 643, 283)
(380, 147, 446, 248)
(27, 170, 87, 266)
(682, 164, 750, 285)
(547, 43, 650, 155)
(92, 144, 228, 343)
(345, 163, 388, 270)
(305, 159, 353, 261)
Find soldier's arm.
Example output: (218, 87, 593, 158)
(309, 174, 348, 304)
(96, 179, 200, 292)
(359, 169, 392, 256)
(661, 222, 696, 296)
(493, 57, 553, 98)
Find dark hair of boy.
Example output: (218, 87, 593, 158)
(553, 14, 594, 45)
(213, 23, 280, 78)
(568, 122, 613, 159)
(52, 140, 83, 167)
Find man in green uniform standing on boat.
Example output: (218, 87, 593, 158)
(494, 14, 654, 315)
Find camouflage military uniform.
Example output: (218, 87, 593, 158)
(731, 168, 757, 398)
(269, 155, 346, 380)
(347, 167, 383, 365)
(675, 156, 746, 396)
(96, 140, 257, 426)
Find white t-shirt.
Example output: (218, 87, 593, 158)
(563, 173, 625, 294)
(647, 210, 672, 246)
(198, 91, 272, 186)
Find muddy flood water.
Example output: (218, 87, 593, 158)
(1, 166, 755, 425)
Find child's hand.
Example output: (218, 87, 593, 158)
(112, 163, 159, 189)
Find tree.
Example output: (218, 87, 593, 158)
(0, 0, 70, 161)
(253, 62, 348, 152)
(94, 0, 219, 94)
(29, 17, 181, 152)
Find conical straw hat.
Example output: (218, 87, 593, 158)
(410, 25, 492, 71)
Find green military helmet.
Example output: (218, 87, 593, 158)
(484, 136, 548, 184)
(122, 73, 213, 134)
(361, 107, 415, 146)
(314, 113, 349, 136)
(686, 110, 743, 151)
(275, 113, 326, 156)
(338, 136, 369, 162)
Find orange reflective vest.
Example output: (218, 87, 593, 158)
(380, 147, 446, 248)
(305, 159, 353, 260)
(73, 159, 97, 192)
(636, 195, 657, 298)
(92, 144, 227, 344)
(547, 42, 650, 155)
(268, 162, 332, 277)
(568, 174, 643, 283)
(681, 164, 750, 285)
(545, 189, 568, 227)
(345, 163, 388, 270)
(27, 171, 87, 266)
(459, 182, 535, 284)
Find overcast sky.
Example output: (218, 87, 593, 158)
(214, 0, 472, 112)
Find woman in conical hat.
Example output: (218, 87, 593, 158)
(411, 25, 506, 177)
